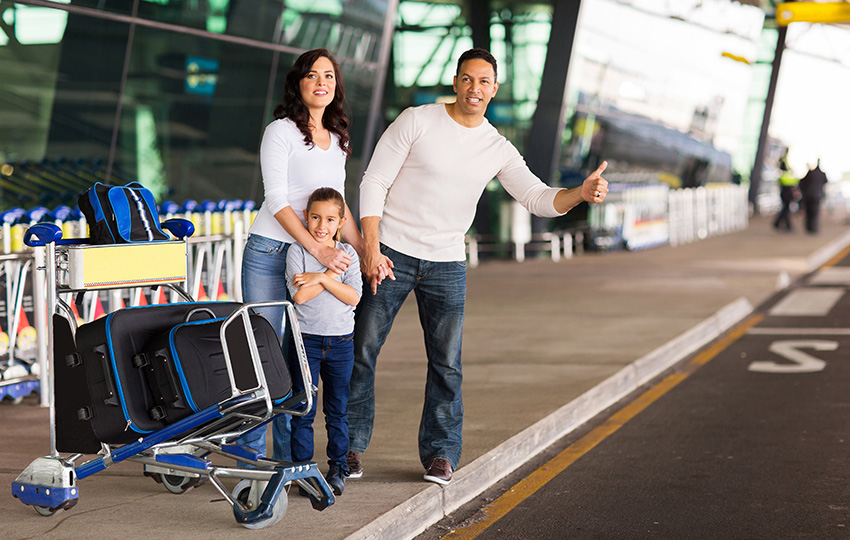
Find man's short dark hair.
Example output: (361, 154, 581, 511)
(456, 48, 498, 81)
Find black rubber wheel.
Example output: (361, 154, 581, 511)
(232, 479, 286, 530)
(158, 473, 200, 494)
(33, 505, 58, 517)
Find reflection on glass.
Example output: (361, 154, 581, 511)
(43, 0, 131, 16)
(117, 25, 275, 203)
(0, 0, 390, 211)
(0, 3, 127, 209)
(278, 0, 386, 64)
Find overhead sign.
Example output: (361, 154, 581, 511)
(776, 2, 850, 26)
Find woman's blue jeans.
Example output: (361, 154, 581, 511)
(290, 333, 354, 468)
(348, 245, 466, 469)
(236, 234, 292, 462)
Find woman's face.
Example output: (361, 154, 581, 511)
(299, 56, 336, 113)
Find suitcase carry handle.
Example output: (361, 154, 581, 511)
(94, 344, 120, 407)
(184, 307, 217, 323)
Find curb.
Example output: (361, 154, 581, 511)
(347, 297, 754, 540)
(806, 230, 850, 271)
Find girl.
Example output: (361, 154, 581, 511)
(285, 187, 362, 495)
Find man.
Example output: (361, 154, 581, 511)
(348, 48, 608, 485)
(798, 159, 828, 234)
(773, 149, 798, 232)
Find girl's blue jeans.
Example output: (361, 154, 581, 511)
(290, 333, 355, 468)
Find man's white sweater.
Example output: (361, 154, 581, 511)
(360, 103, 564, 262)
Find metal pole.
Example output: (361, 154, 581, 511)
(32, 248, 49, 409)
(525, 0, 583, 232)
(359, 0, 400, 176)
(748, 24, 787, 213)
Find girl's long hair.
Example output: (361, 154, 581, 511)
(274, 48, 351, 158)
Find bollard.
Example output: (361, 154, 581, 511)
(563, 232, 573, 259)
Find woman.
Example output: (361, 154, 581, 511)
(239, 48, 365, 462)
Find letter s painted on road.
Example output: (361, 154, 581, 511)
(748, 340, 835, 373)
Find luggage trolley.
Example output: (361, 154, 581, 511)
(10, 220, 334, 529)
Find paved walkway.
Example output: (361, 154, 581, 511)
(3, 212, 850, 540)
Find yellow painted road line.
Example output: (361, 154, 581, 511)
(822, 243, 850, 269)
(442, 314, 763, 540)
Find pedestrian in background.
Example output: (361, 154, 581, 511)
(799, 159, 829, 234)
(773, 149, 798, 232)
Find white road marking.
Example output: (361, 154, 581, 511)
(808, 267, 850, 286)
(768, 288, 845, 316)
(748, 340, 834, 373)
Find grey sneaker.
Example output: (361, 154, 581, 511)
(346, 451, 363, 478)
(423, 458, 453, 485)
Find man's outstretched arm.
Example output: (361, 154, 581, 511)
(553, 161, 609, 214)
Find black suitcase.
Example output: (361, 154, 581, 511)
(134, 307, 292, 424)
(72, 301, 241, 444)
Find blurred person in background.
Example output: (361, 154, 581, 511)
(798, 159, 828, 234)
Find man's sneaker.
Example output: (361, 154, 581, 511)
(423, 458, 453, 485)
(346, 451, 363, 478)
(325, 462, 347, 496)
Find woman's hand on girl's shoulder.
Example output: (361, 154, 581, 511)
(313, 243, 352, 273)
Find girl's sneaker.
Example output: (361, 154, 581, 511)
(326, 462, 347, 496)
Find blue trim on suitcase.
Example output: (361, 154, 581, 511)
(102, 302, 240, 435)
(166, 316, 290, 412)
(104, 312, 153, 435)
(166, 317, 228, 413)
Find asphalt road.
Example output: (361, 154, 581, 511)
(419, 250, 850, 540)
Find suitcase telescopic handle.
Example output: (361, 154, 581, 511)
(184, 307, 217, 322)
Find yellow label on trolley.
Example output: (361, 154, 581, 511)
(67, 242, 187, 289)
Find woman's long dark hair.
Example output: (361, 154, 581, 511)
(274, 48, 351, 158)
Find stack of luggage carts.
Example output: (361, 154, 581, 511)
(10, 182, 334, 529)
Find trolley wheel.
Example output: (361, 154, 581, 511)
(158, 473, 201, 494)
(33, 505, 58, 517)
(232, 479, 287, 530)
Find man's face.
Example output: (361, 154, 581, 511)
(452, 58, 499, 118)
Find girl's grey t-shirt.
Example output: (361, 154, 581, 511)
(285, 242, 361, 335)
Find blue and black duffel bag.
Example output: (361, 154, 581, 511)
(77, 181, 169, 244)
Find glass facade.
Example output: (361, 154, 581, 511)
(390, 1, 552, 153)
(0, 0, 391, 210)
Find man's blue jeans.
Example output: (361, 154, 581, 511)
(348, 245, 466, 470)
(237, 234, 291, 462)
(290, 333, 354, 468)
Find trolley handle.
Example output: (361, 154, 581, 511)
(23, 223, 86, 247)
(161, 218, 195, 240)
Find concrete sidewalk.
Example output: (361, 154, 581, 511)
(3, 212, 850, 540)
